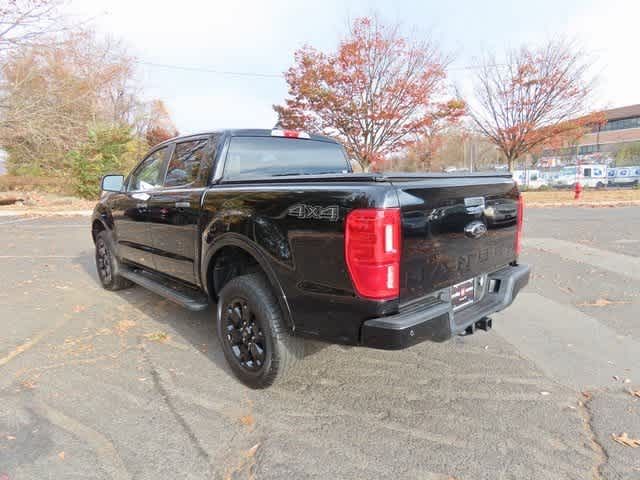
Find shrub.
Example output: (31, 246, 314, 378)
(69, 125, 148, 199)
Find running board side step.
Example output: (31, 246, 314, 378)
(120, 269, 210, 311)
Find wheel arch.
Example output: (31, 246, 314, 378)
(91, 207, 115, 243)
(201, 233, 294, 332)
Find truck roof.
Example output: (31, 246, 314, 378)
(155, 129, 339, 148)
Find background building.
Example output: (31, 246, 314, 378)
(539, 104, 640, 167)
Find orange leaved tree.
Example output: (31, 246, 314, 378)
(274, 17, 461, 170)
(469, 40, 600, 171)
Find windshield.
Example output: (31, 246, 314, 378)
(223, 137, 350, 180)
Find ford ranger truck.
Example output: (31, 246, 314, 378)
(92, 129, 530, 388)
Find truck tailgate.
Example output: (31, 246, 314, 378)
(392, 175, 519, 305)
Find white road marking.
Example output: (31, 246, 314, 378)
(33, 401, 132, 480)
(0, 216, 41, 225)
(494, 292, 640, 390)
(0, 316, 70, 368)
(10, 224, 87, 228)
(0, 255, 77, 259)
(0, 210, 91, 218)
(524, 237, 640, 281)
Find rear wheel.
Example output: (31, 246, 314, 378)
(217, 273, 303, 388)
(95, 231, 132, 291)
(596, 181, 605, 189)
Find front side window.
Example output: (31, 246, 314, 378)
(583, 168, 592, 177)
(223, 137, 349, 180)
(164, 139, 208, 187)
(129, 147, 168, 191)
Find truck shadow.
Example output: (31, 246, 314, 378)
(74, 252, 236, 380)
(74, 252, 331, 379)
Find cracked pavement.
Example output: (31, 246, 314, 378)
(0, 207, 639, 479)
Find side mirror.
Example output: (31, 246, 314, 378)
(101, 174, 124, 192)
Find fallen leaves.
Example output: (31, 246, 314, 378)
(143, 331, 169, 343)
(114, 319, 136, 335)
(629, 389, 640, 399)
(577, 298, 631, 307)
(20, 378, 37, 390)
(224, 443, 261, 480)
(558, 285, 574, 295)
(240, 414, 255, 428)
(58, 451, 65, 460)
(611, 432, 640, 448)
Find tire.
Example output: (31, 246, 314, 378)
(596, 182, 605, 189)
(216, 273, 304, 389)
(95, 231, 133, 291)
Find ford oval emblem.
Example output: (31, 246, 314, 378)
(464, 220, 488, 239)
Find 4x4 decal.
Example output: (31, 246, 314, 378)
(288, 204, 339, 221)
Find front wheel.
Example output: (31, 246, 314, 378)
(216, 273, 304, 389)
(95, 231, 132, 291)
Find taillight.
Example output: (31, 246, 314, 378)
(515, 194, 524, 256)
(345, 208, 401, 300)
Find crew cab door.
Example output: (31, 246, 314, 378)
(113, 145, 170, 269)
(147, 136, 214, 285)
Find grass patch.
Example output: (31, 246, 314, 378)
(523, 188, 640, 205)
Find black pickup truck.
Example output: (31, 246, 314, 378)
(92, 129, 530, 388)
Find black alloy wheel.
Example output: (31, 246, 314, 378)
(216, 273, 304, 388)
(223, 297, 267, 371)
(94, 231, 132, 291)
(96, 236, 113, 285)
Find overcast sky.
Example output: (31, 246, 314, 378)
(68, 0, 639, 135)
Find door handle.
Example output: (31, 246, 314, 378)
(132, 192, 150, 201)
(175, 202, 190, 208)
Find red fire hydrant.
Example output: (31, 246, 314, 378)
(574, 182, 583, 200)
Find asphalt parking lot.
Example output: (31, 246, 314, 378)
(1, 207, 639, 480)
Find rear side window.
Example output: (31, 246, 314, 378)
(223, 137, 349, 180)
(164, 139, 207, 187)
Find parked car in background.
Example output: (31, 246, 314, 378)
(608, 166, 640, 187)
(512, 169, 547, 189)
(552, 164, 608, 188)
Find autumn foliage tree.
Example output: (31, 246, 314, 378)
(141, 99, 179, 147)
(0, 0, 66, 55)
(274, 17, 462, 170)
(469, 40, 600, 171)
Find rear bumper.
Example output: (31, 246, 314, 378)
(361, 264, 530, 349)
